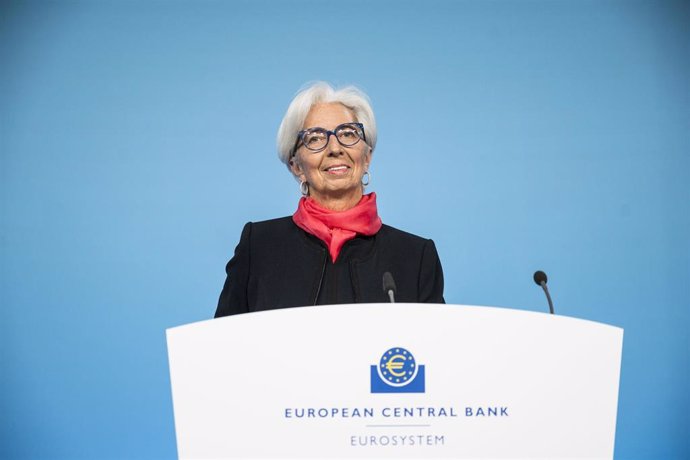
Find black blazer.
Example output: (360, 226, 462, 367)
(215, 217, 444, 317)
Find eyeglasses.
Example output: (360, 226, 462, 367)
(294, 122, 366, 154)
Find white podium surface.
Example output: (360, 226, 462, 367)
(167, 304, 623, 459)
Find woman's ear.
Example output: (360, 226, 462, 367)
(289, 155, 304, 179)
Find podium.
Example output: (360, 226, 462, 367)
(167, 304, 623, 459)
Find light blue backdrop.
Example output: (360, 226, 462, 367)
(2, 0, 688, 458)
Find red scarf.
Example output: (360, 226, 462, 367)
(293, 193, 383, 263)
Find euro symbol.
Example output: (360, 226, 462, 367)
(385, 354, 407, 377)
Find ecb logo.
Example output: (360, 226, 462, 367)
(370, 347, 425, 393)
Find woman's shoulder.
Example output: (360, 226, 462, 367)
(241, 216, 299, 239)
(233, 216, 315, 260)
(248, 215, 294, 228)
(378, 223, 435, 245)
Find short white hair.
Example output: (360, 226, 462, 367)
(276, 81, 377, 166)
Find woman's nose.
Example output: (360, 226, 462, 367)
(325, 133, 344, 156)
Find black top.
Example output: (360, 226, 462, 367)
(215, 217, 444, 317)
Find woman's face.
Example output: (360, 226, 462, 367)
(290, 103, 372, 211)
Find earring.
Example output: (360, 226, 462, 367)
(300, 180, 309, 196)
(361, 171, 370, 187)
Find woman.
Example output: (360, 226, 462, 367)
(215, 82, 444, 317)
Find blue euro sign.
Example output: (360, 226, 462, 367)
(385, 354, 407, 376)
(371, 347, 425, 393)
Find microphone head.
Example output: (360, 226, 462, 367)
(533, 270, 548, 286)
(382, 271, 397, 293)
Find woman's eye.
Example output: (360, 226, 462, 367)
(306, 134, 324, 145)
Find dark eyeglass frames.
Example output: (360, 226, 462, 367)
(293, 122, 366, 155)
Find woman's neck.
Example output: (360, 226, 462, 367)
(309, 190, 364, 212)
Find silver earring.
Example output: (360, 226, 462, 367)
(300, 180, 309, 196)
(361, 171, 370, 187)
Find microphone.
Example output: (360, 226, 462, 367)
(382, 272, 396, 303)
(533, 270, 555, 315)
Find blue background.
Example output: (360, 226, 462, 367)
(371, 365, 426, 393)
(2, 0, 688, 458)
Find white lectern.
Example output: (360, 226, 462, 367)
(167, 304, 623, 459)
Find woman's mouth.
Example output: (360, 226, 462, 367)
(324, 165, 350, 175)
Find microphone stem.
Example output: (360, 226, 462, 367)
(541, 282, 554, 315)
(387, 290, 395, 303)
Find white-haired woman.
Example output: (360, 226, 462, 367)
(215, 82, 444, 317)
